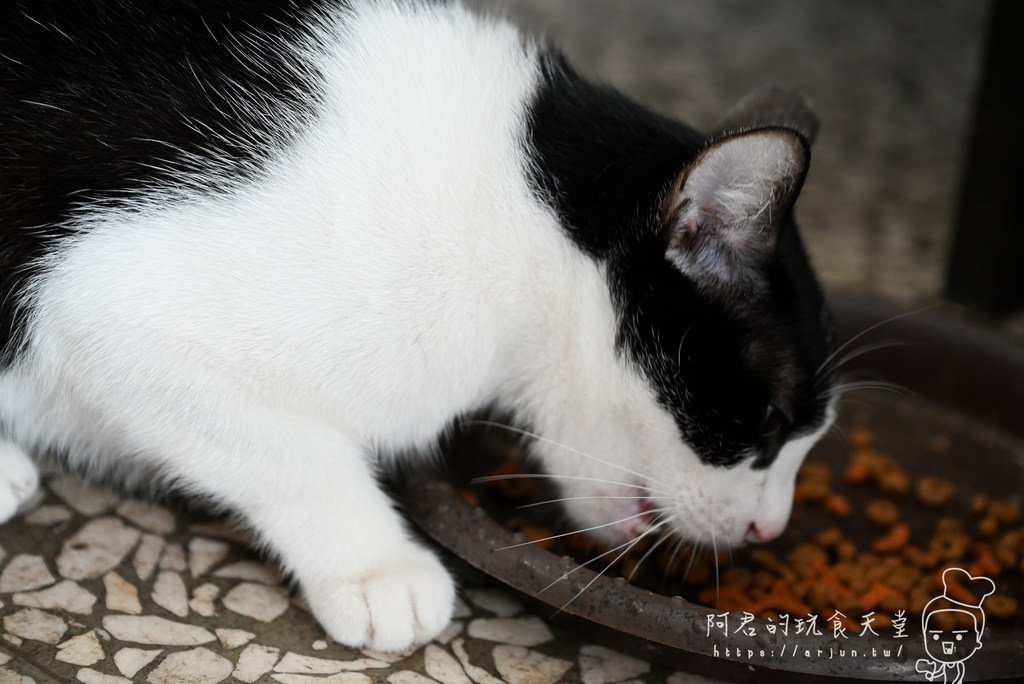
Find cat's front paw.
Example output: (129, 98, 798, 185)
(0, 441, 40, 523)
(304, 545, 455, 652)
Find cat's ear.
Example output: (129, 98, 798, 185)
(716, 85, 819, 145)
(661, 128, 808, 289)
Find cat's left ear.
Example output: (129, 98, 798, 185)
(661, 128, 809, 289)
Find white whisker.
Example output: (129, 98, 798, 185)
(517, 494, 651, 510)
(471, 472, 649, 491)
(493, 506, 672, 552)
(831, 340, 915, 371)
(538, 519, 673, 595)
(827, 379, 912, 399)
(466, 419, 654, 484)
(552, 523, 673, 614)
(815, 305, 935, 379)
(710, 529, 720, 606)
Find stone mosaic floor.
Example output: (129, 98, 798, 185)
(0, 477, 719, 684)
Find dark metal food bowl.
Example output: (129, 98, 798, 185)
(400, 293, 1024, 682)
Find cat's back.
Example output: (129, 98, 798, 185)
(0, 0, 550, 374)
(1, 0, 575, 457)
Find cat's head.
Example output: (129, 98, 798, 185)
(528, 86, 836, 551)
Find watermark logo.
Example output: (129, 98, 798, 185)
(915, 567, 995, 684)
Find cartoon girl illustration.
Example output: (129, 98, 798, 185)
(915, 567, 995, 684)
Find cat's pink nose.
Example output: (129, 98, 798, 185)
(745, 522, 779, 544)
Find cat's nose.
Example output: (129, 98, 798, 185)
(745, 522, 779, 544)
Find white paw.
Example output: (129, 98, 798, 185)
(304, 545, 455, 652)
(0, 441, 40, 523)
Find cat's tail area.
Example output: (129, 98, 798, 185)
(0, 439, 40, 523)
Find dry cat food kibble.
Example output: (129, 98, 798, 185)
(471, 418, 1023, 629)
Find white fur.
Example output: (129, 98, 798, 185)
(0, 1, 829, 650)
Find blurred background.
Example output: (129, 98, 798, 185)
(470, 0, 1016, 329)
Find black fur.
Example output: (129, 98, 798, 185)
(0, 0, 326, 365)
(526, 52, 835, 469)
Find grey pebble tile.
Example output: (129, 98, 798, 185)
(101, 615, 216, 646)
(156, 543, 187, 573)
(214, 627, 255, 650)
(103, 572, 142, 615)
(0, 555, 55, 593)
(145, 646, 234, 684)
(466, 616, 554, 647)
(232, 644, 282, 683)
(3, 607, 67, 644)
(151, 571, 189, 618)
(130, 534, 165, 583)
(48, 479, 120, 517)
(115, 500, 177, 535)
(54, 630, 106, 666)
(57, 518, 141, 580)
(22, 505, 72, 527)
(187, 538, 230, 578)
(188, 582, 220, 617)
(221, 582, 290, 623)
(579, 645, 651, 684)
(113, 647, 164, 679)
(423, 644, 473, 684)
(75, 668, 132, 684)
(13, 580, 97, 614)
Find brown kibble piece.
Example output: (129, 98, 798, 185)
(989, 500, 1021, 526)
(866, 499, 901, 527)
(878, 471, 911, 496)
(994, 542, 1018, 569)
(935, 517, 965, 535)
(753, 569, 776, 591)
(814, 527, 844, 548)
(824, 494, 851, 518)
(903, 545, 940, 570)
(799, 460, 832, 482)
(848, 427, 874, 451)
(843, 459, 873, 485)
(978, 515, 1000, 539)
(795, 479, 831, 503)
(986, 594, 1018, 620)
(929, 534, 970, 562)
(787, 543, 829, 572)
(873, 523, 911, 553)
(722, 567, 753, 590)
(971, 494, 991, 516)
(916, 475, 956, 507)
(887, 565, 923, 594)
(835, 539, 857, 561)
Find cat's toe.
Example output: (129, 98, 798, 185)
(306, 546, 455, 652)
(0, 441, 40, 523)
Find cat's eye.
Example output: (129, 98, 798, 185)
(760, 403, 791, 437)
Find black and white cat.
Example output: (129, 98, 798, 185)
(0, 0, 836, 651)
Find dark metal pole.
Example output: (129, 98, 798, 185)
(945, 0, 1024, 317)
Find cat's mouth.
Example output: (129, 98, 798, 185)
(611, 497, 652, 542)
